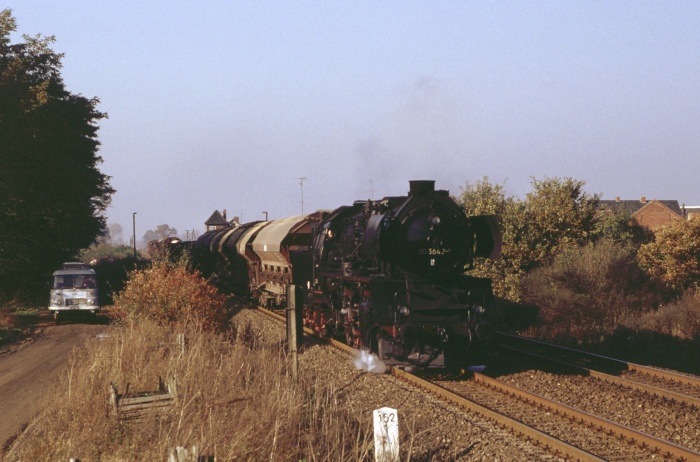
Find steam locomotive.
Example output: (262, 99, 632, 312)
(186, 180, 501, 368)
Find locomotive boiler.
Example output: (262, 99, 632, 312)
(188, 180, 501, 368)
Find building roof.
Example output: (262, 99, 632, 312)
(204, 210, 229, 227)
(599, 198, 683, 216)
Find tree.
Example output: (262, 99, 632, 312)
(637, 218, 700, 296)
(455, 176, 510, 217)
(143, 224, 178, 244)
(591, 209, 653, 249)
(108, 223, 124, 245)
(0, 10, 113, 298)
(457, 176, 599, 301)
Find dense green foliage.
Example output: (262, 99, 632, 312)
(591, 209, 653, 247)
(0, 10, 113, 299)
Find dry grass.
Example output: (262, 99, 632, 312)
(5, 317, 380, 461)
(622, 290, 700, 340)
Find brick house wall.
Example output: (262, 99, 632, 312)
(633, 201, 684, 230)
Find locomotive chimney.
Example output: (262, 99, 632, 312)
(409, 180, 435, 194)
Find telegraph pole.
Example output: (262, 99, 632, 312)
(296, 177, 307, 214)
(132, 212, 137, 259)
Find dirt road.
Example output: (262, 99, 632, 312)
(0, 318, 110, 452)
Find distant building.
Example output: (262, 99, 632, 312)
(204, 209, 230, 231)
(683, 205, 700, 221)
(599, 197, 684, 231)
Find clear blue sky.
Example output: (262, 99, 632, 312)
(9, 1, 700, 244)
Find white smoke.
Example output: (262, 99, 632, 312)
(354, 350, 387, 374)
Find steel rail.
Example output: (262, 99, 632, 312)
(470, 369, 700, 461)
(255, 307, 602, 461)
(499, 344, 700, 408)
(496, 332, 700, 388)
(391, 367, 605, 461)
(256, 307, 700, 460)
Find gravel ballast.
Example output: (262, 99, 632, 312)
(232, 309, 561, 461)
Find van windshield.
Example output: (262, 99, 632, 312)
(53, 274, 96, 289)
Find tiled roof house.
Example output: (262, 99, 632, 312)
(598, 197, 684, 231)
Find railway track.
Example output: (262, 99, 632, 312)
(430, 370, 700, 461)
(255, 307, 700, 460)
(495, 332, 700, 409)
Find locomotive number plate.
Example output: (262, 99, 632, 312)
(418, 248, 451, 255)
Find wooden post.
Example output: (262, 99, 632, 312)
(286, 284, 302, 379)
(176, 333, 186, 355)
(167, 445, 198, 462)
(373, 407, 399, 462)
(109, 382, 118, 414)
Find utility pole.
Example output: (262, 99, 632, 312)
(132, 212, 137, 259)
(296, 177, 307, 214)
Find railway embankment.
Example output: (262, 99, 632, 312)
(3, 307, 557, 461)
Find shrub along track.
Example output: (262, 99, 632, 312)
(255, 306, 700, 461)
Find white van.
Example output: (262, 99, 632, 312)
(49, 262, 99, 322)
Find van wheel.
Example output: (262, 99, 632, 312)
(53, 311, 60, 325)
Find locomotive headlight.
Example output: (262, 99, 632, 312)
(474, 305, 486, 315)
(430, 215, 441, 225)
(398, 305, 410, 316)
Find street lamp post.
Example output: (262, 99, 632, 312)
(132, 212, 137, 259)
(263, 211, 268, 221)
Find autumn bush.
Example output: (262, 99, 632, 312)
(621, 290, 700, 340)
(113, 261, 229, 332)
(520, 239, 654, 342)
(638, 218, 700, 298)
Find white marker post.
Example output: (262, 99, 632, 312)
(373, 407, 399, 462)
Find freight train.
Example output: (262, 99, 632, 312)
(179, 180, 501, 368)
